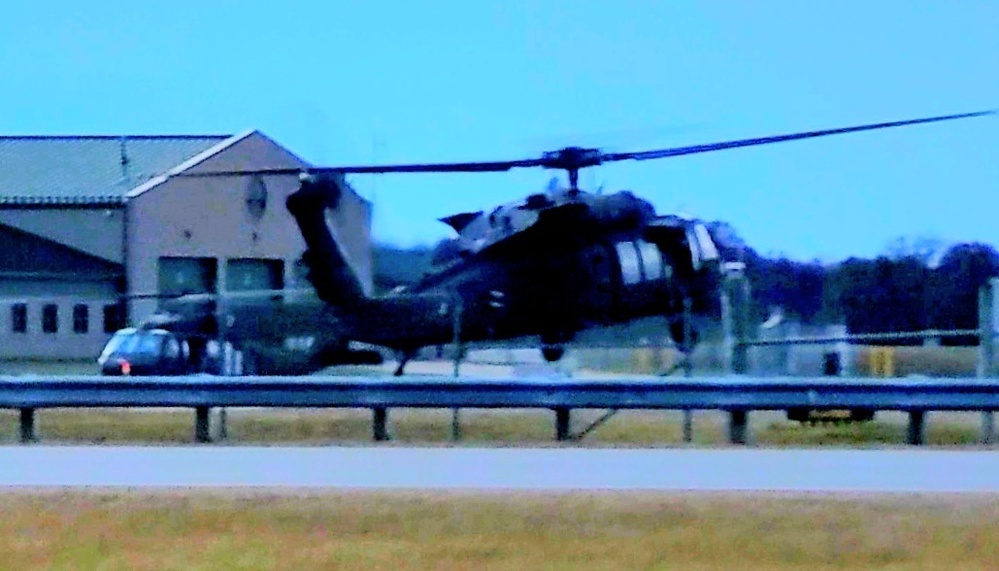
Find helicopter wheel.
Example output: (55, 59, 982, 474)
(541, 345, 565, 362)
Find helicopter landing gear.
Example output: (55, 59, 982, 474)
(540, 328, 572, 363)
(394, 349, 417, 376)
(662, 297, 697, 377)
(541, 344, 565, 362)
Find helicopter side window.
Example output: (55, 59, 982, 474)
(615, 242, 642, 285)
(636, 240, 666, 280)
(163, 336, 181, 360)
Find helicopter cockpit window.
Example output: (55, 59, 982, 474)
(525, 193, 552, 209)
(112, 330, 167, 357)
(685, 223, 720, 271)
(99, 328, 136, 362)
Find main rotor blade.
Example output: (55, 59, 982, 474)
(311, 158, 545, 174)
(172, 159, 545, 178)
(174, 167, 306, 178)
(602, 110, 995, 163)
(169, 109, 993, 179)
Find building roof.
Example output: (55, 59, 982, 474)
(0, 134, 232, 206)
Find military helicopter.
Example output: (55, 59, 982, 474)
(161, 109, 992, 376)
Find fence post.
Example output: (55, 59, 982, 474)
(726, 270, 751, 375)
(978, 278, 997, 444)
(682, 297, 694, 443)
(721, 285, 734, 374)
(451, 294, 463, 441)
(977, 279, 996, 378)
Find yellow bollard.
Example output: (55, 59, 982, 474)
(636, 348, 651, 373)
(868, 347, 896, 377)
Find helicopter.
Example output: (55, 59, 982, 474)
(151, 108, 993, 377)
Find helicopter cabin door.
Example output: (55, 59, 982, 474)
(578, 243, 617, 325)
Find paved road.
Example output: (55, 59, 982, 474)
(2, 447, 997, 492)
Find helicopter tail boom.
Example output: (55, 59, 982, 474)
(286, 174, 369, 308)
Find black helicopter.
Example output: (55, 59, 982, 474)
(170, 109, 992, 376)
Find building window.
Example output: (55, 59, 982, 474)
(158, 256, 218, 296)
(226, 258, 285, 291)
(11, 303, 27, 333)
(103, 303, 125, 333)
(42, 304, 58, 334)
(73, 304, 89, 334)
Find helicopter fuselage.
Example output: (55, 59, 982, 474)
(331, 217, 716, 361)
(286, 176, 722, 364)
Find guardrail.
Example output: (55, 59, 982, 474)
(2, 374, 998, 446)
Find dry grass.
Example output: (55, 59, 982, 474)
(1, 407, 989, 447)
(1, 490, 998, 570)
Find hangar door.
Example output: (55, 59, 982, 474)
(157, 257, 218, 296)
(225, 258, 285, 292)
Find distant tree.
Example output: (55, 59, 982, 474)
(887, 255, 931, 336)
(883, 234, 948, 267)
(832, 256, 928, 344)
(928, 242, 999, 345)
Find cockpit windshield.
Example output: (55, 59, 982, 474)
(99, 329, 167, 360)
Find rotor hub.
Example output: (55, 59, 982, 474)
(540, 147, 604, 190)
(540, 147, 604, 170)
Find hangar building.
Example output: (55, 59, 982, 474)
(0, 131, 372, 361)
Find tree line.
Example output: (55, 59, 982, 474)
(371, 225, 999, 347)
(708, 222, 999, 346)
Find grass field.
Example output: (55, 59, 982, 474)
(2, 490, 997, 570)
(1, 407, 990, 447)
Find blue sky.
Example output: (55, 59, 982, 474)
(2, 1, 996, 262)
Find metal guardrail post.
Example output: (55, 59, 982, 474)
(728, 410, 749, 445)
(194, 406, 211, 443)
(982, 413, 995, 446)
(373, 407, 390, 442)
(451, 410, 462, 442)
(19, 408, 36, 444)
(554, 407, 571, 441)
(907, 411, 925, 446)
(217, 408, 228, 441)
